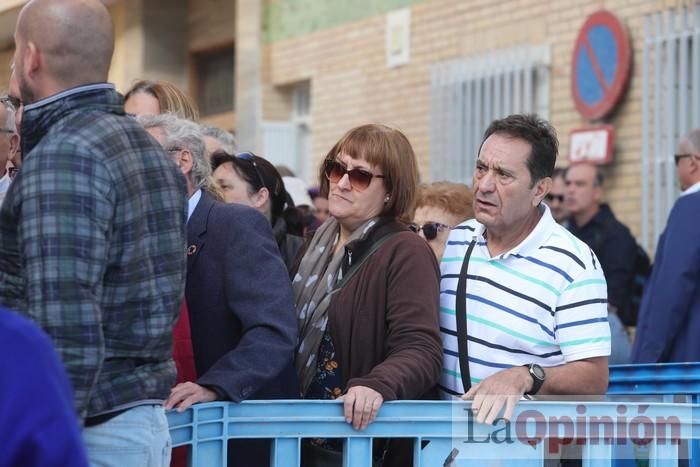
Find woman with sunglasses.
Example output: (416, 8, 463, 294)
(210, 150, 304, 268)
(292, 124, 442, 466)
(411, 181, 474, 261)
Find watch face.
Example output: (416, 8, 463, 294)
(531, 364, 545, 380)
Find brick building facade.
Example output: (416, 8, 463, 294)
(258, 0, 697, 251)
(0, 0, 695, 249)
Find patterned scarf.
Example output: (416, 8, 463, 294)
(293, 216, 380, 393)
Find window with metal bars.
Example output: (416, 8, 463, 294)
(640, 5, 700, 250)
(429, 45, 551, 185)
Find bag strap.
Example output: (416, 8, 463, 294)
(455, 239, 476, 392)
(332, 231, 398, 292)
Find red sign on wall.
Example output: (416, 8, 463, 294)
(569, 126, 615, 165)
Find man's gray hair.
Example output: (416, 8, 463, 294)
(137, 113, 210, 189)
(0, 98, 16, 132)
(686, 128, 700, 155)
(201, 125, 238, 154)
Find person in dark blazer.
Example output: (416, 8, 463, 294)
(138, 113, 299, 467)
(632, 129, 700, 363)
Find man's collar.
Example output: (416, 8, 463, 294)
(23, 83, 115, 113)
(0, 170, 10, 190)
(681, 181, 700, 197)
(475, 204, 556, 259)
(187, 189, 202, 222)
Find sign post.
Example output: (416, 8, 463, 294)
(570, 10, 631, 164)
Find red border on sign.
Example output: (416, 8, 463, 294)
(570, 10, 631, 121)
(569, 125, 615, 165)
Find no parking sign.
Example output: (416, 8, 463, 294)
(571, 10, 631, 121)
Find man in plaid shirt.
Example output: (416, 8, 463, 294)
(0, 0, 187, 464)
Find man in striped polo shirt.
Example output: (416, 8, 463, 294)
(440, 114, 611, 425)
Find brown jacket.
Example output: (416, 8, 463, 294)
(327, 219, 443, 401)
(292, 219, 442, 465)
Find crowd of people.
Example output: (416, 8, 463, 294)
(1, 1, 699, 467)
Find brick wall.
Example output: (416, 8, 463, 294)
(262, 0, 688, 239)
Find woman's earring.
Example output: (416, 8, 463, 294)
(384, 195, 390, 203)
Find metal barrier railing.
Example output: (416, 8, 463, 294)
(167, 399, 700, 466)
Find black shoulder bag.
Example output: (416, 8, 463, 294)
(455, 240, 476, 392)
(332, 231, 398, 292)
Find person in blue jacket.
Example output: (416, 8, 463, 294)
(138, 113, 298, 467)
(632, 129, 700, 362)
(0, 307, 88, 467)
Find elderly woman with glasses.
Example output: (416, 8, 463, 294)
(211, 151, 304, 268)
(411, 181, 474, 262)
(292, 124, 442, 466)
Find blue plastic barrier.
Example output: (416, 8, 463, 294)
(609, 363, 700, 397)
(608, 363, 700, 466)
(167, 399, 700, 466)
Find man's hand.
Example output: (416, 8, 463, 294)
(462, 366, 531, 424)
(338, 386, 384, 430)
(165, 382, 218, 412)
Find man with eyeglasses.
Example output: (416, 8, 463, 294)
(545, 167, 568, 225)
(673, 133, 700, 196)
(565, 163, 638, 364)
(0, 96, 19, 205)
(632, 129, 700, 363)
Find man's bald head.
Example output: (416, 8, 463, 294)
(16, 0, 114, 88)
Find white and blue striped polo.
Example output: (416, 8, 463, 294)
(439, 204, 611, 398)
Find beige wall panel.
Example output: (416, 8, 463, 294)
(108, 0, 145, 93)
(0, 47, 13, 90)
(188, 0, 235, 51)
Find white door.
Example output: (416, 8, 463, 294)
(261, 121, 308, 182)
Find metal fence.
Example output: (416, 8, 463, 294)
(429, 45, 550, 185)
(641, 4, 700, 250)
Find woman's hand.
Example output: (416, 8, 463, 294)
(165, 382, 218, 412)
(338, 385, 383, 430)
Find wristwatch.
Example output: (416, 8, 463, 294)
(524, 363, 545, 395)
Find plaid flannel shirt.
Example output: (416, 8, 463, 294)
(0, 84, 188, 420)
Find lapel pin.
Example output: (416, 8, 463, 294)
(187, 245, 197, 256)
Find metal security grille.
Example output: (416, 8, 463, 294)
(429, 45, 550, 184)
(641, 5, 700, 250)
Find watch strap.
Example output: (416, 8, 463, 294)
(524, 364, 544, 395)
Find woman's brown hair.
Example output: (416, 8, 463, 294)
(319, 124, 419, 222)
